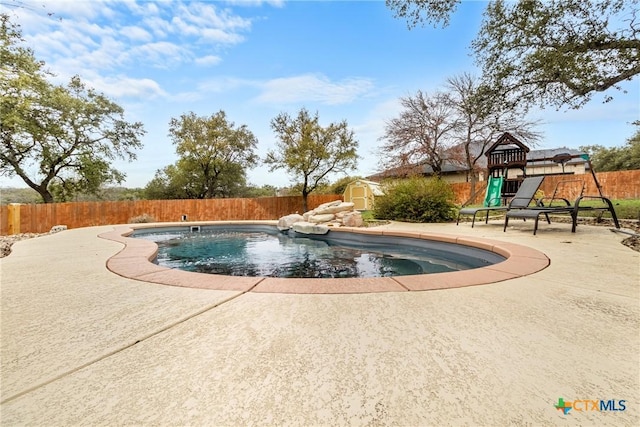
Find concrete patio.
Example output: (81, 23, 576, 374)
(1, 220, 638, 426)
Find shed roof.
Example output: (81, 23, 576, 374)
(347, 179, 385, 196)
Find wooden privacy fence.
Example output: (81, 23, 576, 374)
(2, 170, 638, 235)
(0, 194, 342, 235)
(450, 170, 640, 206)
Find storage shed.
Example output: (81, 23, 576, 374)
(342, 179, 384, 210)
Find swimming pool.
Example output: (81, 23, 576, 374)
(100, 221, 550, 293)
(133, 224, 506, 279)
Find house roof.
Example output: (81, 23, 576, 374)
(367, 142, 589, 180)
(527, 147, 587, 165)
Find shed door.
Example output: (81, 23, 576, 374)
(351, 186, 367, 210)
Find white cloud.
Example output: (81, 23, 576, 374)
(224, 0, 285, 7)
(195, 55, 223, 66)
(86, 75, 168, 100)
(182, 73, 378, 107)
(254, 74, 376, 105)
(179, 2, 253, 31)
(140, 16, 172, 38)
(121, 25, 153, 42)
(169, 3, 251, 44)
(350, 97, 404, 175)
(29, 31, 75, 58)
(353, 98, 401, 137)
(127, 42, 191, 69)
(121, 0, 161, 17)
(29, 0, 108, 20)
(200, 28, 246, 44)
(17, 0, 256, 76)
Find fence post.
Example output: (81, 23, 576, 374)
(7, 203, 21, 235)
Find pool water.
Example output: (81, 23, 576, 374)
(136, 228, 497, 278)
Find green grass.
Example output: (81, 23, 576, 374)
(360, 210, 376, 221)
(577, 199, 640, 220)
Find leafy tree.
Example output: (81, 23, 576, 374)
(286, 176, 363, 197)
(628, 127, 640, 169)
(386, 0, 460, 28)
(0, 185, 143, 204)
(326, 175, 363, 195)
(0, 187, 42, 204)
(159, 111, 258, 199)
(387, 0, 640, 109)
(1, 15, 145, 203)
(580, 124, 640, 171)
(378, 90, 457, 177)
(241, 184, 278, 198)
(107, 187, 144, 201)
(265, 108, 359, 212)
(143, 164, 190, 200)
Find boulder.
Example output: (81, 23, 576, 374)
(50, 225, 67, 233)
(315, 200, 342, 211)
(308, 213, 335, 223)
(315, 201, 355, 215)
(277, 214, 304, 231)
(342, 211, 364, 227)
(292, 221, 330, 235)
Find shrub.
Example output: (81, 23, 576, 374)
(129, 213, 155, 223)
(374, 177, 457, 223)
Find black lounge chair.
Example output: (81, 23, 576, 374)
(457, 176, 545, 227)
(503, 179, 620, 235)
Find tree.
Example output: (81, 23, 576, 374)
(1, 15, 145, 203)
(378, 90, 458, 177)
(378, 76, 541, 201)
(326, 175, 363, 196)
(265, 108, 359, 212)
(241, 184, 278, 198)
(386, 0, 460, 28)
(143, 164, 190, 200)
(164, 111, 259, 199)
(144, 160, 249, 200)
(445, 73, 541, 198)
(387, 0, 640, 109)
(580, 124, 640, 171)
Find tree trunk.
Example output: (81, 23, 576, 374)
(36, 187, 55, 203)
(301, 178, 310, 213)
(469, 173, 478, 204)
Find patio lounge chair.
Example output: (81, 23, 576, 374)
(503, 178, 620, 235)
(457, 175, 544, 227)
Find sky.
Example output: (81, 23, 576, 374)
(3, 0, 639, 189)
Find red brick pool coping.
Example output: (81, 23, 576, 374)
(99, 221, 550, 294)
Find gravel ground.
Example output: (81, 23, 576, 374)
(624, 235, 640, 251)
(1, 219, 639, 258)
